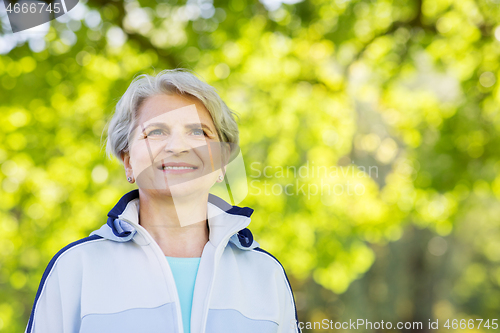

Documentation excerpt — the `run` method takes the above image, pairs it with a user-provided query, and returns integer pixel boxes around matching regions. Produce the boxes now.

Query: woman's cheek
[205,141,224,173]
[130,142,155,177]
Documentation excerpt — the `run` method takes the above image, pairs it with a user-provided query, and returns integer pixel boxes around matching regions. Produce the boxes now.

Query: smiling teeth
[162,166,195,170]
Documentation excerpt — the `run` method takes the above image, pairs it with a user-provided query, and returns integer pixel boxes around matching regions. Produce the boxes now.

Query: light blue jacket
[26,190,301,333]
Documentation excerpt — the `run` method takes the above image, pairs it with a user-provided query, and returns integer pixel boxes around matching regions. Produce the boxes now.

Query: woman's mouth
[159,164,198,174]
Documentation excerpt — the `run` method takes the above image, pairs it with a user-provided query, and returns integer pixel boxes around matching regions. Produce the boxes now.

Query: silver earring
[218,175,223,181]
[127,177,132,182]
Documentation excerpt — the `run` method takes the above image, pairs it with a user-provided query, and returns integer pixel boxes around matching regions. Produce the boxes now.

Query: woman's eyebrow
[185,123,214,133]
[141,122,215,133]
[142,122,168,131]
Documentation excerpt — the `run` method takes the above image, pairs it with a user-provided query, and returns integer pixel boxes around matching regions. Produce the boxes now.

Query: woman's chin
[136,172,218,199]
[137,183,209,199]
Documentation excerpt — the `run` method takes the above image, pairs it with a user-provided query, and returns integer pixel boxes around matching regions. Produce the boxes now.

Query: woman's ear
[121,151,134,178]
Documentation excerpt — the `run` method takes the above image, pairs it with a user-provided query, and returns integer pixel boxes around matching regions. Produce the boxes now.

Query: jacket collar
[91,189,259,250]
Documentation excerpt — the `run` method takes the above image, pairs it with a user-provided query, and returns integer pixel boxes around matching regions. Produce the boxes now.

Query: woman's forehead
[137,94,215,128]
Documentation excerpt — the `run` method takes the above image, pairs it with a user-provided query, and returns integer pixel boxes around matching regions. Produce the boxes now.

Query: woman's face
[122,93,228,199]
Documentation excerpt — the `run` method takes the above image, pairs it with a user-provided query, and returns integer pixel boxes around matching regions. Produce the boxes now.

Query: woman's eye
[144,129,166,139]
[192,129,206,136]
[147,129,165,137]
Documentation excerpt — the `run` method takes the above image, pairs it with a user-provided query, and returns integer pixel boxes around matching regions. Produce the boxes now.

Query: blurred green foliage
[1,0,500,331]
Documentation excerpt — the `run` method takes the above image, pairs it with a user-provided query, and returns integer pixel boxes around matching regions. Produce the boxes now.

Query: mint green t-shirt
[165,256,201,333]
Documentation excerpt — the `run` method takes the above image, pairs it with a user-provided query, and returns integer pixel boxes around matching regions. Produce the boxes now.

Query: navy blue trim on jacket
[237,228,254,247]
[207,193,254,217]
[26,234,103,333]
[107,189,140,220]
[106,189,254,221]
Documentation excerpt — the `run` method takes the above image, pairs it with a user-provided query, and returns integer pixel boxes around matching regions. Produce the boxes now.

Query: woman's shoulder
[227,228,288,270]
[49,234,106,260]
[245,246,290,274]
[39,234,107,272]
[226,244,290,282]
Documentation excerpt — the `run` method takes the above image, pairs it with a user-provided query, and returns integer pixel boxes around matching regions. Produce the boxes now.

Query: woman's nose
[163,131,190,154]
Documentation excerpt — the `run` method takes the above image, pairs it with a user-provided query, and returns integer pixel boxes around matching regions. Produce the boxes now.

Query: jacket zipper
[120,220,186,333]
[195,223,247,333]
[120,217,249,333]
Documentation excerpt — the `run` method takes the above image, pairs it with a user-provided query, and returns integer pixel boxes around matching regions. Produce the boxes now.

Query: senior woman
[26,69,301,333]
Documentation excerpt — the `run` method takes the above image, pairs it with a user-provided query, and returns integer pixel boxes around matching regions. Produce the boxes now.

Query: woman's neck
[137,189,209,258]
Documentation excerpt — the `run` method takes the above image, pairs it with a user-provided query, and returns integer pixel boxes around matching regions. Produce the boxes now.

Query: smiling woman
[123,94,228,212]
[25,68,301,333]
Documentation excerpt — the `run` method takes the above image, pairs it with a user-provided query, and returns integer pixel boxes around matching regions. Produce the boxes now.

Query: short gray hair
[104,68,240,163]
